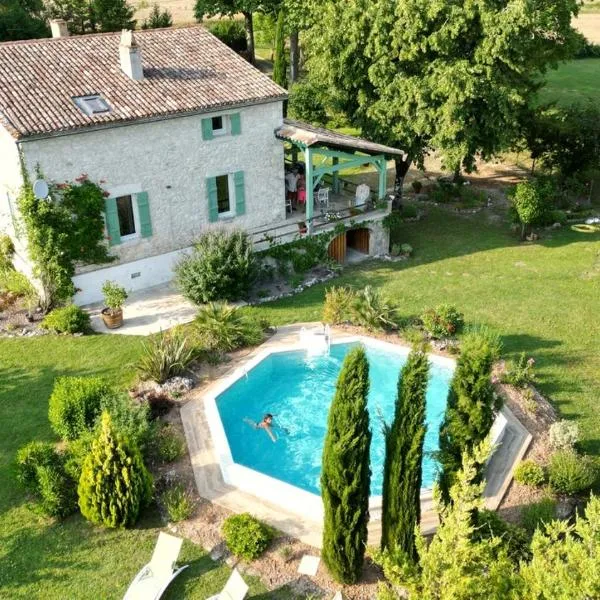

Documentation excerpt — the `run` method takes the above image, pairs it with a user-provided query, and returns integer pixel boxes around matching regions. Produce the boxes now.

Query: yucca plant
[351,285,398,331]
[137,328,197,384]
[194,303,263,353]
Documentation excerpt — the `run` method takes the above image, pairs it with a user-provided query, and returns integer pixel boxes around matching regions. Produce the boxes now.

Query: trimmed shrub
[194,303,263,353]
[152,424,186,463]
[323,286,355,325]
[42,304,90,334]
[137,328,197,384]
[78,412,152,528]
[321,346,371,583]
[208,19,247,52]
[175,230,257,304]
[548,420,580,451]
[521,497,557,534]
[351,285,397,331]
[222,513,274,560]
[421,304,464,339]
[100,392,154,456]
[381,348,429,559]
[16,441,61,492]
[548,450,597,495]
[48,376,110,440]
[514,460,546,487]
[402,204,418,219]
[64,431,95,481]
[162,482,195,522]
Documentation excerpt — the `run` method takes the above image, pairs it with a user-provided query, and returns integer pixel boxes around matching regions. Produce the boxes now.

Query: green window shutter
[234,171,246,216]
[230,113,241,136]
[207,177,218,222]
[201,117,214,141]
[136,192,153,238]
[104,197,121,246]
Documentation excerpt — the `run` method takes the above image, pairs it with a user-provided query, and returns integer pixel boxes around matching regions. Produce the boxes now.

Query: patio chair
[355,183,370,207]
[207,568,249,600]
[123,532,188,600]
[333,592,344,600]
[317,187,330,210]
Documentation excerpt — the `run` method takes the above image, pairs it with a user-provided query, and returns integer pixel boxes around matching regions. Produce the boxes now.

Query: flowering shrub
[502,352,536,388]
[421,304,464,338]
[548,420,580,451]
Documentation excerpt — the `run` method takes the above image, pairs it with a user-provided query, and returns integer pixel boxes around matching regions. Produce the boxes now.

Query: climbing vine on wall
[18,169,114,310]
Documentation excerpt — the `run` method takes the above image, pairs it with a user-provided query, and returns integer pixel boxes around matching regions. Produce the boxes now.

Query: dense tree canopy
[303,0,579,200]
[0,0,49,41]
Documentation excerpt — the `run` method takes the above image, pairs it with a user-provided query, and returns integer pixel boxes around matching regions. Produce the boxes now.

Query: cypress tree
[381,348,429,560]
[78,412,152,528]
[321,345,372,584]
[438,332,502,506]
[272,10,288,90]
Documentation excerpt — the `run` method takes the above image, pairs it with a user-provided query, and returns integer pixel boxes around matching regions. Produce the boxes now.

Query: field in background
[540,58,600,105]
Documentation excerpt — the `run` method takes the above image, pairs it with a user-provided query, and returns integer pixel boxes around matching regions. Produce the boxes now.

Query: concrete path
[181,323,532,548]
[86,282,197,336]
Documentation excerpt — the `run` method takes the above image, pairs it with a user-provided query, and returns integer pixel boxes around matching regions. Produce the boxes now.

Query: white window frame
[211,114,228,137]
[105,184,143,244]
[216,173,235,220]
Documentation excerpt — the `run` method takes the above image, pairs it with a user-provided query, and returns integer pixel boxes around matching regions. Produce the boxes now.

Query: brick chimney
[50,19,69,38]
[119,30,143,81]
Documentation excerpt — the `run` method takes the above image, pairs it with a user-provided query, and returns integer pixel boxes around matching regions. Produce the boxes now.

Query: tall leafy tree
[377,442,517,600]
[321,345,371,584]
[78,412,152,528]
[437,331,502,506]
[304,0,579,206]
[89,0,135,32]
[45,0,92,34]
[0,0,49,41]
[381,348,429,560]
[272,9,287,89]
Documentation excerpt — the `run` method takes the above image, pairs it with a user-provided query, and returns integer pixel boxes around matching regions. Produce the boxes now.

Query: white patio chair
[285,194,293,215]
[123,532,188,600]
[207,568,249,600]
[317,187,330,210]
[355,183,370,207]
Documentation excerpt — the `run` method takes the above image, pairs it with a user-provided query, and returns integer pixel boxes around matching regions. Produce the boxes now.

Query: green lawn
[2,208,600,597]
[0,336,292,599]
[539,58,600,105]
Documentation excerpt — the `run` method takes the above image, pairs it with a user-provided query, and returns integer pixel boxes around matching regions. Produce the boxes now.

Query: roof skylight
[73,95,111,117]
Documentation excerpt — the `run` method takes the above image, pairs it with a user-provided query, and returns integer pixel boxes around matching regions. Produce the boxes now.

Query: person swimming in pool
[244,413,277,442]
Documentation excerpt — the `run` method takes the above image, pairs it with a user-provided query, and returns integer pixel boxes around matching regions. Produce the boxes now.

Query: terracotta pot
[101,307,123,329]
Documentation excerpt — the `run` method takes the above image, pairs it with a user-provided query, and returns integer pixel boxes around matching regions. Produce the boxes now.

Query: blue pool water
[216,342,453,496]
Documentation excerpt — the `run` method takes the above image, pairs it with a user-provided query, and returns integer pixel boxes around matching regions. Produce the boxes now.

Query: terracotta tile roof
[276,118,406,158]
[0,26,287,139]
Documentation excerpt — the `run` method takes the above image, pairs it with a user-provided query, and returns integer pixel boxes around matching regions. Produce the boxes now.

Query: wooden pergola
[275,119,406,233]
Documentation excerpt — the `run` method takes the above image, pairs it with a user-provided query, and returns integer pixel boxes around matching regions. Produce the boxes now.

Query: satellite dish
[33,179,49,200]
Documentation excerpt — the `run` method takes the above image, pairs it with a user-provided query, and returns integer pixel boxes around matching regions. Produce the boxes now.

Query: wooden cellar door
[328,232,347,263]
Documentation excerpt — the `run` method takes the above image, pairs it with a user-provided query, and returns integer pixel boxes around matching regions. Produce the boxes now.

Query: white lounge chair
[123,532,188,600]
[207,568,249,600]
[355,183,370,206]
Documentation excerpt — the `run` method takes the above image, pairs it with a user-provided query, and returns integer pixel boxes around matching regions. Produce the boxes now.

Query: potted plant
[101,281,128,329]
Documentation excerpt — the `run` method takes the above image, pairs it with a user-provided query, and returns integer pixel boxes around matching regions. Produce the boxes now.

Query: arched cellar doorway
[327,228,371,263]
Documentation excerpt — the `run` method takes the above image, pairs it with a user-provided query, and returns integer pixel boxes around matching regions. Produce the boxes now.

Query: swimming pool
[213,339,454,498]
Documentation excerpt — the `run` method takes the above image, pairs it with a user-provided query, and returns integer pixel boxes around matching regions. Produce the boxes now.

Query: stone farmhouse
[0,24,402,305]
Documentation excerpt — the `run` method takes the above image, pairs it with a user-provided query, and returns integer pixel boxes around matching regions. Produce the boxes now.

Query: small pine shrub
[162,482,195,522]
[351,285,397,331]
[175,230,258,304]
[78,413,152,528]
[194,303,263,352]
[64,431,95,481]
[42,304,90,334]
[548,450,597,495]
[514,460,546,487]
[323,286,355,325]
[421,304,464,338]
[137,328,197,384]
[16,441,61,492]
[521,497,557,533]
[153,424,186,463]
[48,376,110,440]
[222,513,274,560]
[35,464,76,518]
[502,352,536,388]
[548,420,580,451]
